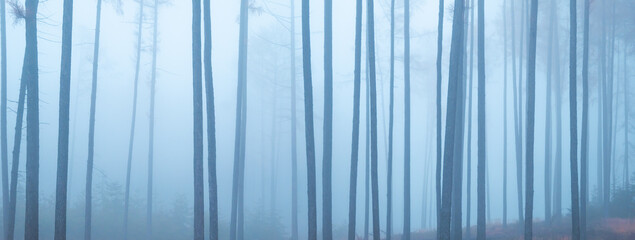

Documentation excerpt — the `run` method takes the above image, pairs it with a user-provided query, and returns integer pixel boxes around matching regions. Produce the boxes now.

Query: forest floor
[395,218,635,240]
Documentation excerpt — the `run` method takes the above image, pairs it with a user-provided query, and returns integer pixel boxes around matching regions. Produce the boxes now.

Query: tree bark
[55,0,73,239]
[581,0,590,238]
[366,1,380,238]
[476,0,485,238]
[568,0,581,238]
[403,0,411,238]
[322,0,333,238]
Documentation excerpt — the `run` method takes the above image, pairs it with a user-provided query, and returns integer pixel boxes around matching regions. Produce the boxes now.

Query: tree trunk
[403,0,411,238]
[366,0,380,238]
[387,0,395,238]
[322,0,333,238]
[124,1,144,239]
[524,0,538,238]
[147,1,159,238]
[364,39,370,240]
[289,1,298,239]
[623,45,628,189]
[476,0,485,238]
[466,0,475,237]
[301,0,317,238]
[203,0,218,236]
[553,6,563,220]
[192,0,204,239]
[54,0,73,239]
[435,0,445,234]
[85,0,102,238]
[581,0,590,238]
[439,0,466,238]
[347,0,362,238]
[6,56,27,240]
[568,0,581,238]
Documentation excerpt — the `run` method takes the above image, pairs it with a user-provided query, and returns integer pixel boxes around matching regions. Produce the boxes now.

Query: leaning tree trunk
[524,0,538,238]
[203,0,218,238]
[347,0,362,238]
[387,0,394,238]
[124,1,143,239]
[322,0,333,239]
[7,56,27,240]
[85,0,102,239]
[476,0,486,238]
[54,0,73,239]
[568,0,581,238]
[146,0,159,238]
[301,0,317,238]
[439,0,466,239]
[192,0,204,239]
[403,0,411,238]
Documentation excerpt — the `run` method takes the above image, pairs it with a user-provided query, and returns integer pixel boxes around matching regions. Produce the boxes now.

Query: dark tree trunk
[124,1,144,239]
[568,0,581,238]
[524,0,538,238]
[301,0,317,238]
[439,0,466,239]
[147,1,159,238]
[85,0,101,239]
[466,0,475,237]
[347,0,362,238]
[580,0,590,237]
[203,0,217,236]
[7,56,27,240]
[192,0,204,239]
[289,0,298,239]
[366,0,380,238]
[55,0,73,239]
[476,0,485,238]
[435,0,445,234]
[323,0,333,238]
[553,7,563,220]
[623,45,628,189]
[403,0,411,238]
[387,0,394,238]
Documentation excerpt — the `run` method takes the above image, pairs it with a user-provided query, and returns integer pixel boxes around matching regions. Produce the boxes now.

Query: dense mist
[0,0,634,239]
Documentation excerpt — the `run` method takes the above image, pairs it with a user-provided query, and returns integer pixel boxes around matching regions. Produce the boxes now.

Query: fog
[1,0,634,239]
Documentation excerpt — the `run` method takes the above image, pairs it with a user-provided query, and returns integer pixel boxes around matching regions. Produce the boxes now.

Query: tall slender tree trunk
[524,0,538,238]
[192,0,204,239]
[387,0,395,238]
[439,0,466,239]
[146,1,159,238]
[366,0,380,238]
[301,0,317,238]
[203,0,217,238]
[435,0,445,234]
[7,56,27,240]
[124,1,144,239]
[623,45,628,189]
[322,0,333,238]
[364,40,370,240]
[347,0,362,238]
[476,0,485,238]
[502,0,508,228]
[543,0,555,226]
[85,1,102,238]
[403,0,411,238]
[55,0,73,239]
[568,0,581,238]
[510,0,524,226]
[0,0,7,234]
[601,0,612,216]
[581,0,590,238]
